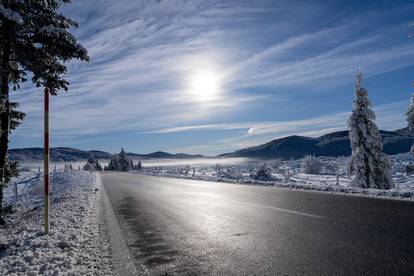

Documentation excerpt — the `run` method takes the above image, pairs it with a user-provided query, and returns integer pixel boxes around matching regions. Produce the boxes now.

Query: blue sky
[9,0,414,155]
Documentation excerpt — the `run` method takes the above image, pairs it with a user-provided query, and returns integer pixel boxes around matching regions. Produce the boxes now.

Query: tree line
[83,148,143,172]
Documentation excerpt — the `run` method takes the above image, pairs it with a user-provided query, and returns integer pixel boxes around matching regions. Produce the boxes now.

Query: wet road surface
[101,172,414,275]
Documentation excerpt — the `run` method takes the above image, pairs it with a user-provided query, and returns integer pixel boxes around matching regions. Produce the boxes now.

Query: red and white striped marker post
[44,87,50,234]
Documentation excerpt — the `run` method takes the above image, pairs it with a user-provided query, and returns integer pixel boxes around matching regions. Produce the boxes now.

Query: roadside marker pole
[44,87,50,234]
[14,181,17,203]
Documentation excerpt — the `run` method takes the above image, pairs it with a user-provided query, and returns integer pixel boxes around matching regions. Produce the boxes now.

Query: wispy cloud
[9,0,414,153]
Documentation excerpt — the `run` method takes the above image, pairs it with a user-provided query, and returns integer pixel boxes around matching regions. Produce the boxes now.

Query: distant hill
[124,151,203,159]
[8,147,204,162]
[219,128,414,159]
[8,147,112,162]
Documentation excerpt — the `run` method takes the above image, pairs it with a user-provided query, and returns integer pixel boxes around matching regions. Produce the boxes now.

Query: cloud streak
[9,0,414,154]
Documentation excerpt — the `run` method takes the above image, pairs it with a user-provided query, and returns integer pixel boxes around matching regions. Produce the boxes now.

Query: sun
[188,70,222,102]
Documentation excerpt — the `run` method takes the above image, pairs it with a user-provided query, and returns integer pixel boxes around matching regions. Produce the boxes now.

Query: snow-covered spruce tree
[107,154,119,171]
[83,155,102,171]
[107,149,133,171]
[87,155,96,165]
[95,160,102,171]
[135,160,142,170]
[0,1,89,220]
[118,148,133,171]
[406,93,414,153]
[347,72,393,189]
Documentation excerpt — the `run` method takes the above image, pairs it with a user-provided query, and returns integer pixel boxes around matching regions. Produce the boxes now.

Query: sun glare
[188,70,222,102]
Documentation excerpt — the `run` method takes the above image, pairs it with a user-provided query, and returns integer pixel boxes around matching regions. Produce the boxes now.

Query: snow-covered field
[0,168,114,275]
[134,154,414,200]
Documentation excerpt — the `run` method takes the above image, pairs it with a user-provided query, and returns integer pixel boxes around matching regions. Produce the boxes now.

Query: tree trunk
[0,188,4,225]
[0,20,11,217]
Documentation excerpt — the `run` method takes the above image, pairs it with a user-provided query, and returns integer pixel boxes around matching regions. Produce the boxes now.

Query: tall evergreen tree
[406,93,414,153]
[95,160,103,171]
[118,148,133,171]
[0,1,89,220]
[107,154,119,171]
[347,72,393,189]
[107,149,133,171]
[0,101,24,217]
[87,154,96,165]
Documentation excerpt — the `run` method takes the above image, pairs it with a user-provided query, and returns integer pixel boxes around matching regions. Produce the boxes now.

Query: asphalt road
[101,172,414,276]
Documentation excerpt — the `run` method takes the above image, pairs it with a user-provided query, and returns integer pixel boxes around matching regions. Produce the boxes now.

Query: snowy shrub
[254,165,273,181]
[185,165,191,175]
[270,160,280,170]
[301,155,323,174]
[215,164,221,174]
[218,168,242,180]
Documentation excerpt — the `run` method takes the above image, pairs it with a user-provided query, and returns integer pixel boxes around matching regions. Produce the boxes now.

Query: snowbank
[0,169,114,275]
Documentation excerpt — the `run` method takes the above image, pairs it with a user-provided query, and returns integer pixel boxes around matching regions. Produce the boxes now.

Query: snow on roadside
[0,169,114,275]
[134,154,414,200]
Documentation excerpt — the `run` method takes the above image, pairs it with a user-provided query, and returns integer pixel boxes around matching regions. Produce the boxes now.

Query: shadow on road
[118,196,180,268]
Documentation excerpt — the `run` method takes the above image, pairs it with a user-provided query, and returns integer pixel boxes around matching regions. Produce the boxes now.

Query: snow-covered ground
[134,154,414,200]
[0,168,114,275]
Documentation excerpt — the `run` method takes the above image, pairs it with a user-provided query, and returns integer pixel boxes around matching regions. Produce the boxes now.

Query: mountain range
[8,147,203,162]
[9,128,414,161]
[220,128,414,159]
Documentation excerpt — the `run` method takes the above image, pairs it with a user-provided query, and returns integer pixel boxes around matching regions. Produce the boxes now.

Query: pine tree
[107,149,133,171]
[95,160,103,171]
[107,154,119,171]
[118,148,128,171]
[347,72,394,189]
[0,101,24,222]
[406,93,414,153]
[118,148,133,171]
[0,1,89,220]
[87,155,96,165]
